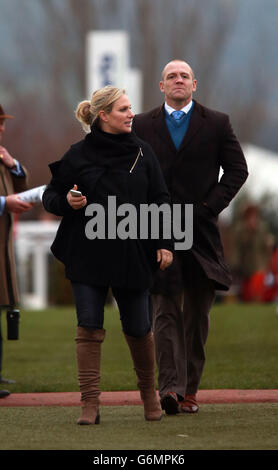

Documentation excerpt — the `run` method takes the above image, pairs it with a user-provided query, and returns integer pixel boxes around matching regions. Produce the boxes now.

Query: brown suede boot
[75,327,105,425]
[125,331,162,421]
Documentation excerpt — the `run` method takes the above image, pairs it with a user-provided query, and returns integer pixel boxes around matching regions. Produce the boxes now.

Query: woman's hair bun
[75,100,93,131]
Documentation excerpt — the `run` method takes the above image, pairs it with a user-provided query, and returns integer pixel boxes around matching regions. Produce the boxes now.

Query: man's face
[159,61,197,107]
[0,119,5,143]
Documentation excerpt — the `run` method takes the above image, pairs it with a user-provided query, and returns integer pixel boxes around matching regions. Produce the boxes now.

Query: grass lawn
[1,404,278,450]
[1,301,278,393]
[1,302,278,451]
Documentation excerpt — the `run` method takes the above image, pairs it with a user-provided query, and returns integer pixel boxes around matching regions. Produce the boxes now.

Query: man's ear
[159,81,165,94]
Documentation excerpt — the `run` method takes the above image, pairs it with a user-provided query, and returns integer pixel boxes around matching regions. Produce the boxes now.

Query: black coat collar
[82,126,141,170]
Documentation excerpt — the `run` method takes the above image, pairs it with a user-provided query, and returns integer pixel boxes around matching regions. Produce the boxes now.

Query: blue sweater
[165,102,194,150]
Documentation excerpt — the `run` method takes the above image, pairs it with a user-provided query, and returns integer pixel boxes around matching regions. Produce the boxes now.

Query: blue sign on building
[99,54,116,86]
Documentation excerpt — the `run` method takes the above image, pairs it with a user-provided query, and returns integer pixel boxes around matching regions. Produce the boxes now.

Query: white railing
[15,221,59,309]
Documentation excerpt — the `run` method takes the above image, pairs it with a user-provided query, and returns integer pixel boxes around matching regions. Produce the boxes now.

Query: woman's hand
[157,249,173,270]
[67,184,87,210]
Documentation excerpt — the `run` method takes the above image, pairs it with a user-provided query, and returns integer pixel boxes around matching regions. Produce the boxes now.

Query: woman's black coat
[42,127,173,290]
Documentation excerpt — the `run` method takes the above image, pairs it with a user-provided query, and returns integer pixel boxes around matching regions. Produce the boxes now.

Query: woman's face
[100,94,134,134]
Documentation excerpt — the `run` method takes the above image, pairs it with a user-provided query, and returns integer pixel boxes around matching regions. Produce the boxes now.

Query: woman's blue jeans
[71,283,151,338]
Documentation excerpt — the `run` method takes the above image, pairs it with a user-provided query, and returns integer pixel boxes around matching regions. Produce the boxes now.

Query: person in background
[231,203,275,302]
[132,60,248,415]
[0,104,32,398]
[42,86,173,425]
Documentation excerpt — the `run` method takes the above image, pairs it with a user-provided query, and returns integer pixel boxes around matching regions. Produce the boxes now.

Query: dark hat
[0,105,14,119]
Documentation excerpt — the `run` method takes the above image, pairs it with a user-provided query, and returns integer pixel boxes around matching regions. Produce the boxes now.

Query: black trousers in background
[0,306,15,377]
[0,310,2,374]
[71,283,151,338]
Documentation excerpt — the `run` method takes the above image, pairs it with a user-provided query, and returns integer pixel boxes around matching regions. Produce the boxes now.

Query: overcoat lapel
[151,105,177,154]
[178,101,205,153]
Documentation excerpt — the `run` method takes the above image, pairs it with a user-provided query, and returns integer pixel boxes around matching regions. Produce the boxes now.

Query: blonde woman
[43,86,173,425]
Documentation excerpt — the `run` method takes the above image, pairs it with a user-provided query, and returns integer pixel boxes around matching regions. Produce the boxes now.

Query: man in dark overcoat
[132,60,248,414]
[0,105,32,398]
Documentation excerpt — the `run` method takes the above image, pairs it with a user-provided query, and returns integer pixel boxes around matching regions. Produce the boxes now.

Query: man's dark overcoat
[0,163,28,306]
[133,100,248,292]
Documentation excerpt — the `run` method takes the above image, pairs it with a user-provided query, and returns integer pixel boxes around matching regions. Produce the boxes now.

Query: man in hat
[0,104,32,398]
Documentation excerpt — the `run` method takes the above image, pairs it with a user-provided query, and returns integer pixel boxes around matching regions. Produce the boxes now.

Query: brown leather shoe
[160,392,180,415]
[180,394,199,413]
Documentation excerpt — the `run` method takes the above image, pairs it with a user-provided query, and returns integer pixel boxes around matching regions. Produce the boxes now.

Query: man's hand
[0,146,16,169]
[5,194,34,214]
[67,184,87,210]
[157,249,173,271]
